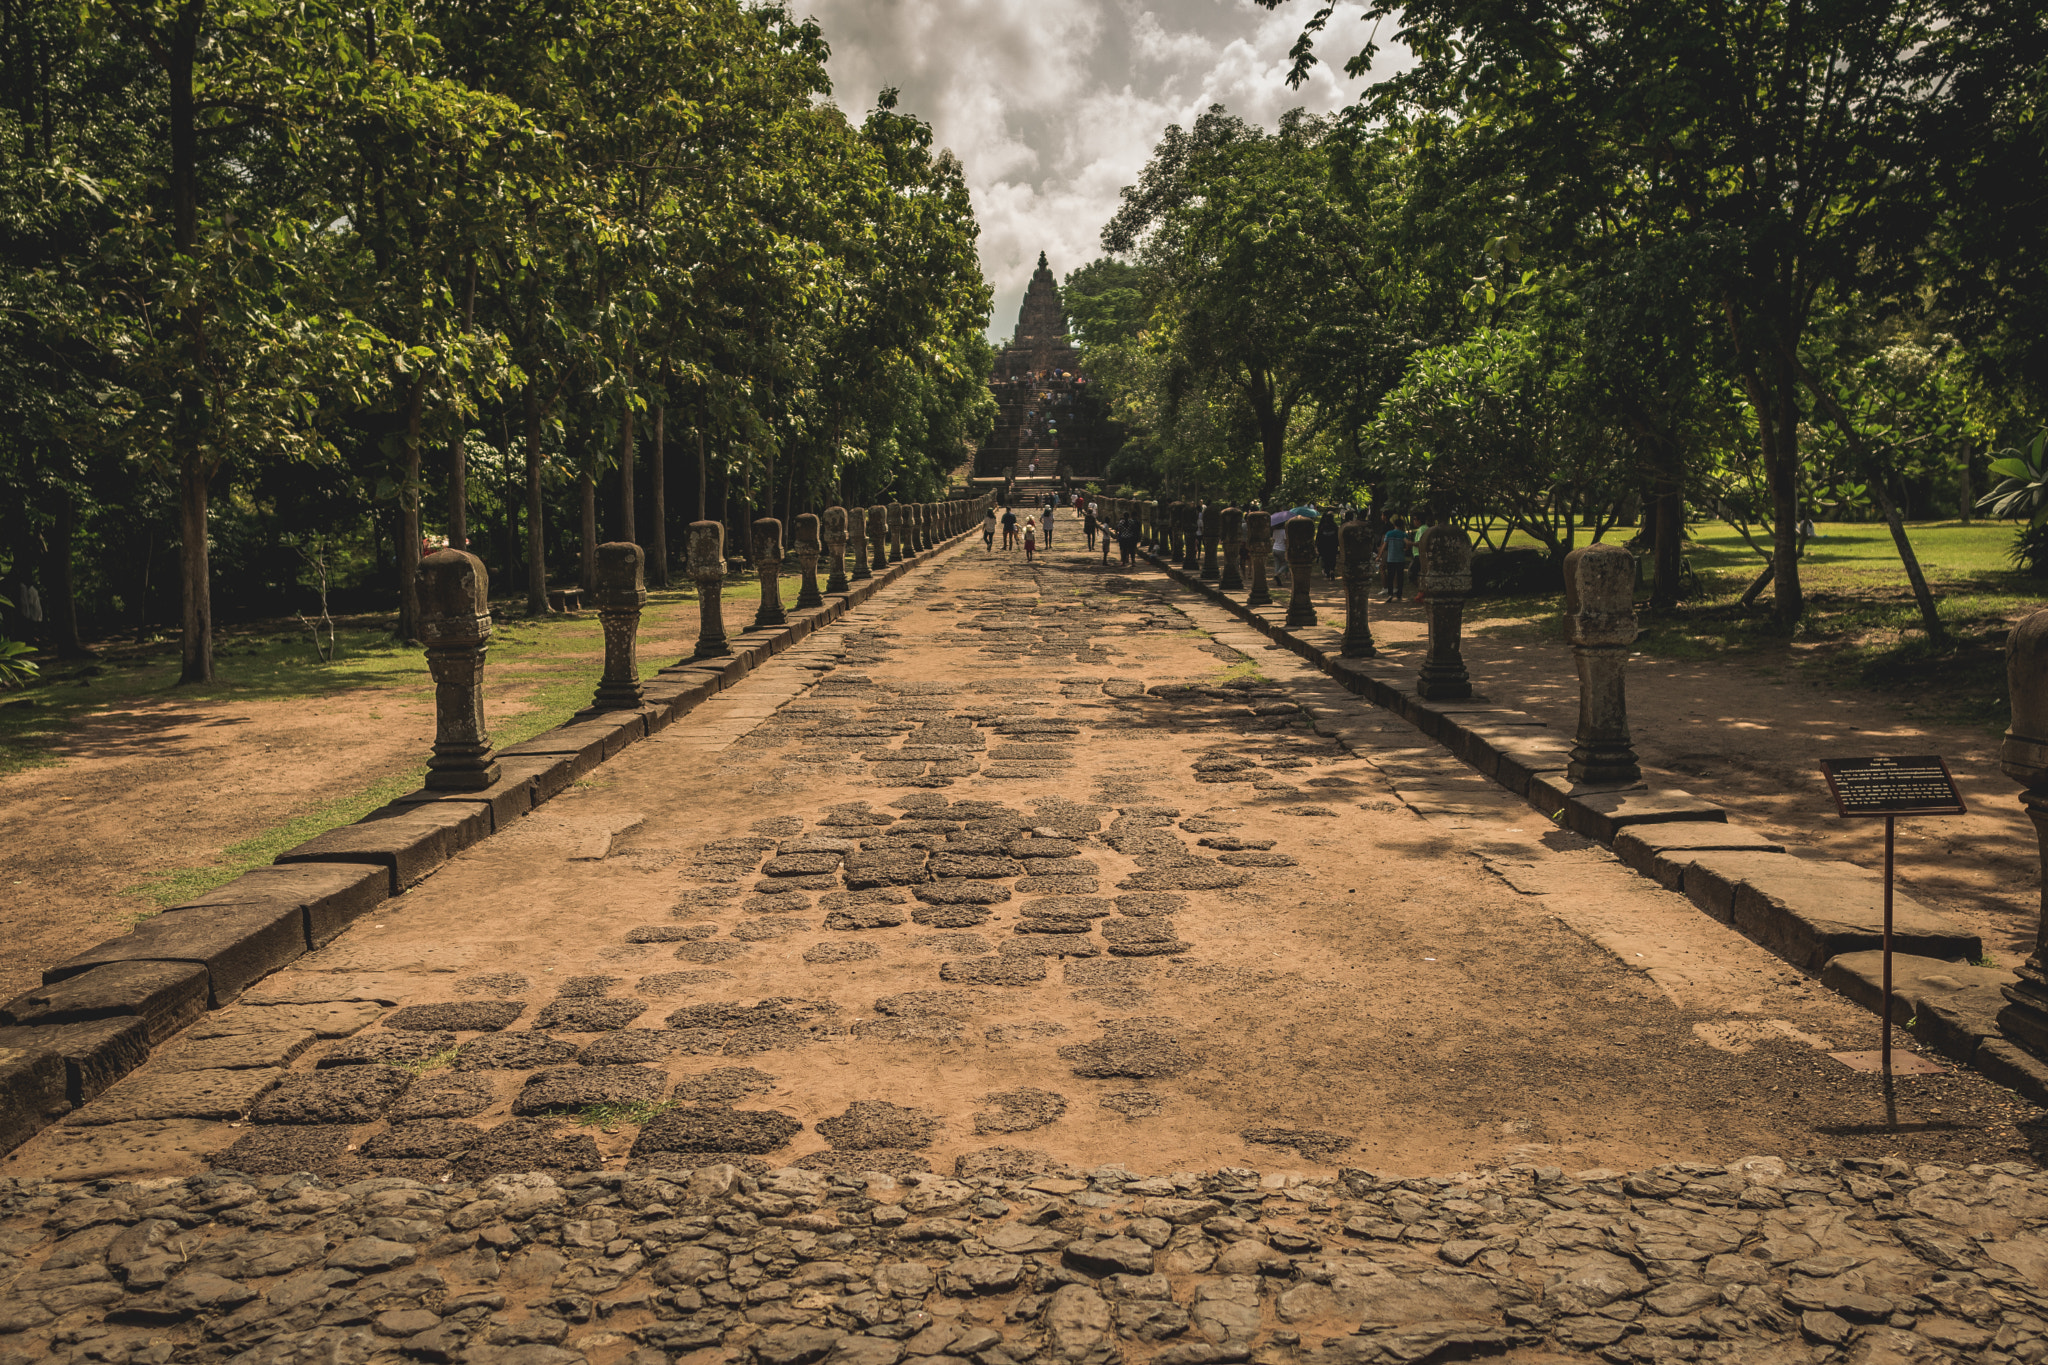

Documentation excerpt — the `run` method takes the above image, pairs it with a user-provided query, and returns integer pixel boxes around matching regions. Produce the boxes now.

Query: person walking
[1407,516,1429,596]
[983,507,998,552]
[1083,502,1098,550]
[1316,510,1339,581]
[1270,514,1290,586]
[1118,512,1138,568]
[1043,503,1056,546]
[1001,505,1019,550]
[1023,517,1038,563]
[1380,516,1408,601]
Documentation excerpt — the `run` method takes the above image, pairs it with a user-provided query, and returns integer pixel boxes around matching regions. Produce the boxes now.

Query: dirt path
[0,596,709,1005]
[1267,563,2039,967]
[16,535,2037,1193]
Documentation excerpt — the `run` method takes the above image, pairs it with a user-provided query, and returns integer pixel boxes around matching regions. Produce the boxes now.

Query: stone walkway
[2,536,2045,1364]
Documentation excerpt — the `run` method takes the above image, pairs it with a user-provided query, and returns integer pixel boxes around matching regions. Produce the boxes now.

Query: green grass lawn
[1468,519,2043,735]
[1,586,708,908]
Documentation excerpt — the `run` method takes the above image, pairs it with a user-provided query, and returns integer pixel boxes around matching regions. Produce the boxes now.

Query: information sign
[1821,755,1967,818]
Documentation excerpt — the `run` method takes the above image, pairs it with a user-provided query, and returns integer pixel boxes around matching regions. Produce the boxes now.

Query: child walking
[1023,517,1038,563]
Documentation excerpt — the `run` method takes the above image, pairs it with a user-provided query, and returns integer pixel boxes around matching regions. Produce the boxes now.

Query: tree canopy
[0,0,993,679]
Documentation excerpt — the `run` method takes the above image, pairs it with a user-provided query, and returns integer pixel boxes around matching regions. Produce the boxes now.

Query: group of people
[981,490,1141,566]
[977,493,1439,595]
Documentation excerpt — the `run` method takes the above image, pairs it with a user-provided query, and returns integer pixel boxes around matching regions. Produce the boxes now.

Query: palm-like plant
[1979,431,2048,525]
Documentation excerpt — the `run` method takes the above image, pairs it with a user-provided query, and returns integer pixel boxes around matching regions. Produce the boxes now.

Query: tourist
[983,507,997,552]
[1001,505,1019,550]
[1380,516,1408,601]
[1083,502,1098,550]
[1118,513,1138,567]
[1043,504,1055,546]
[1316,510,1339,581]
[1024,517,1037,562]
[1270,515,1290,586]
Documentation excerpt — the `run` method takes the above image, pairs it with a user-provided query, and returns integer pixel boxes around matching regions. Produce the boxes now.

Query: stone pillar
[823,506,850,593]
[793,512,823,609]
[921,503,935,550]
[1181,504,1201,573]
[417,549,500,790]
[1339,519,1375,658]
[687,521,730,658]
[1199,503,1220,581]
[592,542,646,710]
[2000,614,2048,1057]
[1417,525,1474,696]
[1245,508,1273,608]
[1283,516,1317,627]
[1218,507,1244,591]
[847,506,870,582]
[867,505,888,576]
[751,517,786,629]
[1565,542,1640,784]
[888,503,906,563]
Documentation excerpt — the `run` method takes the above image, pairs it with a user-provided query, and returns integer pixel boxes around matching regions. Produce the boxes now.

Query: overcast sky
[800,0,1400,341]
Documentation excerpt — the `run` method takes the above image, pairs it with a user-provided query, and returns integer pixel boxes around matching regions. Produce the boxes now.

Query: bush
[2009,523,2048,577]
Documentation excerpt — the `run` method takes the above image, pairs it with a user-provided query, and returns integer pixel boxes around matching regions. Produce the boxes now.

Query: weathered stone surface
[0,1015,149,1108]
[157,1029,316,1071]
[188,1000,385,1039]
[532,998,648,1031]
[629,1105,803,1157]
[512,1065,666,1114]
[452,1031,581,1070]
[940,956,1048,986]
[249,1066,412,1124]
[209,1124,355,1175]
[3,960,210,1044]
[71,1067,282,1124]
[386,1071,496,1119]
[317,1030,456,1068]
[386,1001,526,1032]
[913,879,1011,906]
[817,1100,942,1149]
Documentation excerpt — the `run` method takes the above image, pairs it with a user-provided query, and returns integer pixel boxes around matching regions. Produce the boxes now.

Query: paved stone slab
[165,861,388,949]
[1674,849,1982,970]
[248,1067,411,1124]
[186,1000,384,1040]
[0,961,208,1044]
[1821,951,2017,1066]
[45,900,309,1007]
[155,1030,316,1072]
[273,800,492,894]
[1614,820,1788,888]
[71,1067,282,1124]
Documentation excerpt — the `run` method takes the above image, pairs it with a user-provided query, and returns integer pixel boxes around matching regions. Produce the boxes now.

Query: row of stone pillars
[1088,494,1646,790]
[413,495,993,791]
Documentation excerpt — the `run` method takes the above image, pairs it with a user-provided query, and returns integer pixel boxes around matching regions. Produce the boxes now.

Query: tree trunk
[171,0,209,683]
[1649,464,1685,610]
[1764,358,1804,626]
[618,401,636,544]
[1960,450,1973,525]
[47,487,88,658]
[1873,474,1946,643]
[397,383,424,642]
[448,255,477,549]
[697,426,707,522]
[448,425,467,550]
[579,459,597,594]
[177,449,212,682]
[650,404,668,586]
[524,385,548,613]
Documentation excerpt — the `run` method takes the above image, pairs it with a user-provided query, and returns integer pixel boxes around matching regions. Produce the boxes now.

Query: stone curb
[0,515,984,1156]
[1132,546,2041,1101]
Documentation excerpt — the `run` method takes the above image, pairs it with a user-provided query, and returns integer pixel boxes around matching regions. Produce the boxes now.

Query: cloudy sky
[800,0,1402,340]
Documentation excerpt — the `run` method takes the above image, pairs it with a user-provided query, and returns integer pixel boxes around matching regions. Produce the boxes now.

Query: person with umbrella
[1315,508,1340,580]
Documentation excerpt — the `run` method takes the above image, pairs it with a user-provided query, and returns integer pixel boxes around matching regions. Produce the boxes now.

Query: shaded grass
[102,589,705,910]
[1467,521,2038,736]
[572,1099,677,1127]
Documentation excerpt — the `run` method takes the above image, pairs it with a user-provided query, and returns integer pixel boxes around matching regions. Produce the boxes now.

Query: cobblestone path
[3,537,2045,1365]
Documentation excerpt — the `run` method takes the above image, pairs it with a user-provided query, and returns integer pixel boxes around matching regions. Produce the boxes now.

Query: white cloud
[800,0,1407,339]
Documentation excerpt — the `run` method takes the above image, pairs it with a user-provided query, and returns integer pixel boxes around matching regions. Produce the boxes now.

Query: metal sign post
[1821,756,1967,1128]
